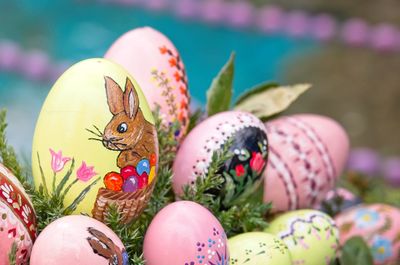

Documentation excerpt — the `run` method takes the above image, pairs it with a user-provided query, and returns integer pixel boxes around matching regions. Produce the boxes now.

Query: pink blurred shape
[257,6,284,33]
[225,1,254,28]
[341,18,369,46]
[370,24,399,52]
[0,40,21,71]
[311,14,337,41]
[200,0,225,24]
[285,10,310,38]
[20,50,50,81]
[174,0,199,18]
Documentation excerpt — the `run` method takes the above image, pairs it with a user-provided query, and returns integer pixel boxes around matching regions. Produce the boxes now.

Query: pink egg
[143,201,229,265]
[335,204,400,265]
[0,163,37,265]
[172,111,268,207]
[105,27,190,141]
[263,114,349,212]
[30,215,129,265]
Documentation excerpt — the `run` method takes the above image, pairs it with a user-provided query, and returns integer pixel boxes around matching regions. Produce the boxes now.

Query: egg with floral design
[32,58,159,224]
[172,111,268,207]
[228,232,292,265]
[30,215,129,265]
[264,209,339,265]
[105,27,190,141]
[0,163,37,265]
[263,114,349,213]
[335,204,400,265]
[144,201,229,265]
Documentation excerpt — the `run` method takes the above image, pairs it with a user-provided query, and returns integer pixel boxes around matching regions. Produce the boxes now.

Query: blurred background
[0,0,399,184]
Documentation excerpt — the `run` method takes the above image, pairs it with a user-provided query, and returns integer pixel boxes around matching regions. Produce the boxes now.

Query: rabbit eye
[117,123,128,133]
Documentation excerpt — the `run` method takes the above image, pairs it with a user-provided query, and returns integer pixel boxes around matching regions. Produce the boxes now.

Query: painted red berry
[138,172,149,189]
[104,172,124,191]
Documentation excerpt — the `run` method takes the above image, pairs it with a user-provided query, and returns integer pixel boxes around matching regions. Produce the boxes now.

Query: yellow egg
[32,58,159,224]
[264,209,339,265]
[228,232,292,265]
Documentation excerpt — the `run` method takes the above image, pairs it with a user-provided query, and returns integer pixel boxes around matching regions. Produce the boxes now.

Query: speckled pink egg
[335,204,400,265]
[30,215,129,265]
[263,114,349,212]
[0,163,37,265]
[143,201,229,265]
[105,27,190,140]
[172,111,268,207]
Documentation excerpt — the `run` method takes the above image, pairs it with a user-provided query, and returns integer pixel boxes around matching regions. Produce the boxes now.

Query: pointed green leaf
[63,177,101,214]
[206,52,235,116]
[234,83,311,121]
[55,158,75,196]
[340,236,374,265]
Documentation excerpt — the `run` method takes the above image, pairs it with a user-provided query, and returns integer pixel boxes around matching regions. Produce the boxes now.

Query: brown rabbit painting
[87,227,129,265]
[90,76,159,223]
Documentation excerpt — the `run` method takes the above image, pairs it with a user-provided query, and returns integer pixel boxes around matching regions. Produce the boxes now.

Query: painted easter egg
[0,163,37,265]
[265,209,339,265]
[319,188,362,215]
[228,232,292,265]
[263,114,349,213]
[143,201,229,265]
[30,215,129,265]
[32,58,159,224]
[335,204,400,265]
[105,27,190,141]
[172,111,268,207]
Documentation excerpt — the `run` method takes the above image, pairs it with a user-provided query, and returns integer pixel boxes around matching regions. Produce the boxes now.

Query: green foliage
[235,83,311,121]
[206,52,235,116]
[337,237,374,265]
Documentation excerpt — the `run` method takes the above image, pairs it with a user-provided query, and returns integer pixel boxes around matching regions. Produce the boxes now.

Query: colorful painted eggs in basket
[0,163,37,265]
[172,111,268,207]
[228,232,292,265]
[143,201,229,265]
[32,58,159,224]
[264,209,339,265]
[30,215,128,265]
[335,204,400,265]
[105,27,190,141]
[263,114,349,212]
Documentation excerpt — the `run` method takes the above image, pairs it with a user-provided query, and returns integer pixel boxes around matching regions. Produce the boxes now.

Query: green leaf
[235,82,279,105]
[206,52,235,116]
[340,236,374,265]
[63,177,101,214]
[54,158,75,196]
[234,83,311,121]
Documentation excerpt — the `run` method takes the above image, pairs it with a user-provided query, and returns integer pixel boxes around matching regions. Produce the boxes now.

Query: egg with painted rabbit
[335,204,400,265]
[172,111,268,207]
[105,27,190,141]
[264,209,339,265]
[0,163,37,265]
[32,58,159,224]
[30,215,129,265]
[228,232,292,265]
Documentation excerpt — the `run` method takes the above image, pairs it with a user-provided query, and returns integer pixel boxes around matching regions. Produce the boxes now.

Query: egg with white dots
[172,111,268,207]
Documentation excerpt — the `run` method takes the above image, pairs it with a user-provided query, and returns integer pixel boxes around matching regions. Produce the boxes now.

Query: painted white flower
[1,183,14,204]
[22,204,32,224]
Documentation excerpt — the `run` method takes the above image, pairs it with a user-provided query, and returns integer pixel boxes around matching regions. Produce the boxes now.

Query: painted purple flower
[77,161,97,182]
[49,149,71,173]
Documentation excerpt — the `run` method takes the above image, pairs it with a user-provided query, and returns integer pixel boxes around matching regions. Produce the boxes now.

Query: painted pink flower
[49,149,71,173]
[250,152,266,174]
[76,161,97,182]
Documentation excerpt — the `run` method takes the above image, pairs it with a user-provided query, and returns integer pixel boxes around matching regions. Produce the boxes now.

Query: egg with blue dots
[105,27,191,142]
[30,215,129,265]
[172,111,269,207]
[143,201,229,265]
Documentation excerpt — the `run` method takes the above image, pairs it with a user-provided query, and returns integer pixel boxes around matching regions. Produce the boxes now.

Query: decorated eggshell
[228,232,292,265]
[319,188,362,215]
[143,201,229,265]
[105,27,190,141]
[263,114,349,212]
[32,58,159,224]
[172,111,268,207]
[30,215,128,265]
[265,209,339,265]
[335,204,400,265]
[0,163,37,265]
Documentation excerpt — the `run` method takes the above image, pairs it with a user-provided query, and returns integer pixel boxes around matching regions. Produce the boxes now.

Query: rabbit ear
[123,77,140,119]
[104,76,124,115]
